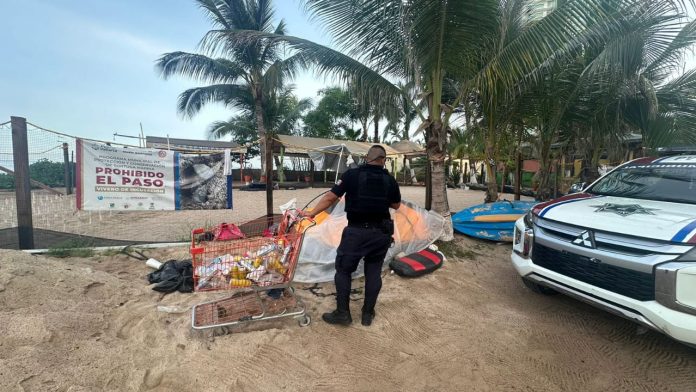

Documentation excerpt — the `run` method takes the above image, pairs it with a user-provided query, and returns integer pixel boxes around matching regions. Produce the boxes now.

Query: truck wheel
[522,278,557,295]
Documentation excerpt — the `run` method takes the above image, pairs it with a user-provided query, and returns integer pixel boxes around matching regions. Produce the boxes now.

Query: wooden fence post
[309,159,315,188]
[63,143,72,195]
[425,160,432,210]
[11,116,34,249]
[514,152,522,201]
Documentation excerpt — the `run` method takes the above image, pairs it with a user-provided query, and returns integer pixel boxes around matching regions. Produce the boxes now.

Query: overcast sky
[0,0,334,143]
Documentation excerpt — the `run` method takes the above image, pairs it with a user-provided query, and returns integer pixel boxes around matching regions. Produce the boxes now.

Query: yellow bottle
[229,278,252,288]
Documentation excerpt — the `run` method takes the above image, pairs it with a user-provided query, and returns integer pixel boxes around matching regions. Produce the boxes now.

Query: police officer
[305,145,401,326]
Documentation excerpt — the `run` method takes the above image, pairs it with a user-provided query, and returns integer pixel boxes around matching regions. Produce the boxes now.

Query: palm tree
[209,85,311,182]
[197,0,689,237]
[156,0,306,216]
[382,81,423,143]
[538,1,696,190]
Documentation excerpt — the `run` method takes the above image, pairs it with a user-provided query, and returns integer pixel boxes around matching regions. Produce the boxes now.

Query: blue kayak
[452,200,537,242]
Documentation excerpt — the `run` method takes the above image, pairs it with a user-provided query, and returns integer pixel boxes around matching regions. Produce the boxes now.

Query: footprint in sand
[83,282,106,300]
[140,368,164,390]
[116,315,140,340]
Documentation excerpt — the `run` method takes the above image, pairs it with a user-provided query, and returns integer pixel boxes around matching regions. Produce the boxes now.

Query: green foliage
[46,238,95,258]
[207,85,311,159]
[302,87,360,139]
[0,173,13,190]
[30,159,65,187]
[448,166,462,186]
[0,160,67,190]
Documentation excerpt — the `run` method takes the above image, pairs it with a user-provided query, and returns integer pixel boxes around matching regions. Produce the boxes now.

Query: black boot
[322,309,352,326]
[361,308,375,326]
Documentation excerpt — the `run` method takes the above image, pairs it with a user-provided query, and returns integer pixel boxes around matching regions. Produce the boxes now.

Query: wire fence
[0,118,308,251]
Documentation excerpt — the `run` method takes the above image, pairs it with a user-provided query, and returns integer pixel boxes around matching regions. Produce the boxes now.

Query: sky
[0,0,334,143]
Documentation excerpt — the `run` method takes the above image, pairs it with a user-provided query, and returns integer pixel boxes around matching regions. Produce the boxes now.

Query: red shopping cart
[189,210,315,330]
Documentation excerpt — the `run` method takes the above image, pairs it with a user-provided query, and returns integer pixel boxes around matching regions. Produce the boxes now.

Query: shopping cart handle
[191,228,207,247]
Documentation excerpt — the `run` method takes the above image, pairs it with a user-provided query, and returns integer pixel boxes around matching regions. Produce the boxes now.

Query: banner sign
[76,140,232,211]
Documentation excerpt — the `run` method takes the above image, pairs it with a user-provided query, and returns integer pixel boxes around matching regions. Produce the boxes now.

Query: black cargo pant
[334,223,392,313]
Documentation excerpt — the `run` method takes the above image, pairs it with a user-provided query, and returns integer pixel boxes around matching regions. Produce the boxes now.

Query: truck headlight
[655,248,696,315]
[523,211,534,228]
[514,212,535,258]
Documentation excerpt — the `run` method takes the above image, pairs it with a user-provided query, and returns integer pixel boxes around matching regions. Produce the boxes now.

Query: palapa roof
[274,135,400,157]
[389,140,426,157]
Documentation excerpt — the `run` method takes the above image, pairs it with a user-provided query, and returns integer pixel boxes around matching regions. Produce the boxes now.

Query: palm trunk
[360,118,369,141]
[484,136,498,203]
[373,113,380,143]
[535,137,553,201]
[255,97,273,217]
[587,145,603,183]
[426,120,453,241]
[274,155,284,183]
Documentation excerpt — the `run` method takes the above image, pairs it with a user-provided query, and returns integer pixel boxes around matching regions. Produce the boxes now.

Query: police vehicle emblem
[573,230,596,249]
[590,203,657,217]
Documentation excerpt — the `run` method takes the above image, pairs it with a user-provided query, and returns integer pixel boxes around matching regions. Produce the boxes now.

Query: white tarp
[307,144,359,182]
[294,199,446,283]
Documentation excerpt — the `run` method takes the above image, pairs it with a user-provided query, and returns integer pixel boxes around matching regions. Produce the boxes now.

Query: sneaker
[361,310,375,326]
[322,309,352,326]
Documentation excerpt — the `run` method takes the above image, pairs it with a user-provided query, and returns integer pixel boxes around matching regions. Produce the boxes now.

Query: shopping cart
[189,210,315,331]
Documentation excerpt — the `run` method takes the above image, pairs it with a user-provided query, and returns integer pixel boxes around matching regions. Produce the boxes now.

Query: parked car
[511,154,696,346]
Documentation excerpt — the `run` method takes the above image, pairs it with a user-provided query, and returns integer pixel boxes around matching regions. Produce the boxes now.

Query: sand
[2,243,696,390]
[0,187,520,244]
[1,188,696,391]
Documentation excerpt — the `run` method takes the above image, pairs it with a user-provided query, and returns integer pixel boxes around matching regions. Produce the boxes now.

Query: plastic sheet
[294,199,446,283]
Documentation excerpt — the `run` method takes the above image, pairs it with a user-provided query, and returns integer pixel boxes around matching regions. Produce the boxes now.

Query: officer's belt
[347,221,384,229]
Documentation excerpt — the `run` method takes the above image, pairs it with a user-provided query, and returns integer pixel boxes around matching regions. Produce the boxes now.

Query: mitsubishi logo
[573,230,596,249]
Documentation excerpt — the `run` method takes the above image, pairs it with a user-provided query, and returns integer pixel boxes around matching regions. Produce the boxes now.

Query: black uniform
[329,164,401,314]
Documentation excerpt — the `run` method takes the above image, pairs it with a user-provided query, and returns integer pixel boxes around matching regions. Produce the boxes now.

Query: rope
[27,122,140,148]
[0,121,10,127]
[26,121,246,155]
[35,144,64,155]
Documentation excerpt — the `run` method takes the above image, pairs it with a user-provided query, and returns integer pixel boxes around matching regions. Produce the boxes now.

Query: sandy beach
[0,187,520,244]
[1,188,695,391]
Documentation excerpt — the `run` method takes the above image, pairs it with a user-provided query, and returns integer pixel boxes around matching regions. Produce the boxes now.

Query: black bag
[389,248,445,277]
[147,260,194,293]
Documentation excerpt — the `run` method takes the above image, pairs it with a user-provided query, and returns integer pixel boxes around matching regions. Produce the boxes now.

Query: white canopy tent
[306,144,360,183]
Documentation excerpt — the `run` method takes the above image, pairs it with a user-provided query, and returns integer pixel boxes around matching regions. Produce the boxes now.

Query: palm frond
[156,52,246,83]
[200,29,403,106]
[177,84,251,118]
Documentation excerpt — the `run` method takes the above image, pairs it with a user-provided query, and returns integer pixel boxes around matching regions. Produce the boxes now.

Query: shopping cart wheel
[298,315,311,327]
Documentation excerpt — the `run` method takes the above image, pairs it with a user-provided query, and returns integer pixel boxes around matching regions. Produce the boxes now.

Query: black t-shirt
[330,164,401,223]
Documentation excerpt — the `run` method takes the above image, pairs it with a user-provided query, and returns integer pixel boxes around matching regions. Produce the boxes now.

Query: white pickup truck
[511,154,696,346]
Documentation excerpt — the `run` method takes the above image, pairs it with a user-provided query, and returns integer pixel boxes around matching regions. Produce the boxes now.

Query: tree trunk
[426,121,453,241]
[265,134,274,217]
[254,96,273,218]
[514,152,522,201]
[500,164,508,194]
[535,126,556,201]
[535,150,553,201]
[484,136,498,203]
[586,146,603,184]
[274,154,284,183]
[373,113,380,143]
[360,118,369,141]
